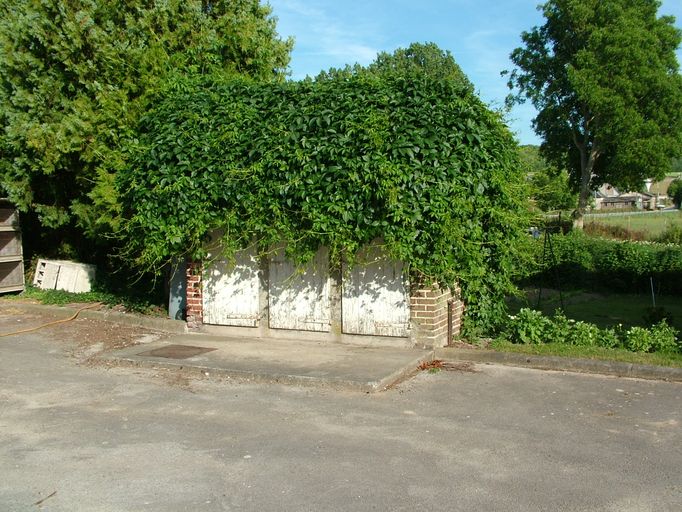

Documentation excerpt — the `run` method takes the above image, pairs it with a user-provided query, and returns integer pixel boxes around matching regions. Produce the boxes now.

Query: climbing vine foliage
[119,74,530,332]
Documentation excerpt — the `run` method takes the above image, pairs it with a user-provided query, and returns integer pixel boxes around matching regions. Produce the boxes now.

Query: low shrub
[599,328,622,349]
[566,321,602,347]
[625,322,679,354]
[522,231,682,295]
[625,327,655,353]
[544,310,572,342]
[507,308,552,344]
[504,308,680,354]
[655,225,682,244]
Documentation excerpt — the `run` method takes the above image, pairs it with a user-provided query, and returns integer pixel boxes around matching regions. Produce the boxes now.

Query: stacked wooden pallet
[0,200,24,294]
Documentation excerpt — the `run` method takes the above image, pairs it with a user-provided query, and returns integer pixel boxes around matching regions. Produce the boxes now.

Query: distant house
[648,176,676,203]
[598,195,637,210]
[593,184,620,210]
[593,183,660,211]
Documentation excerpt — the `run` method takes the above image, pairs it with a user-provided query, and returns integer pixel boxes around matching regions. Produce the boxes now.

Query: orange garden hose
[0,302,103,338]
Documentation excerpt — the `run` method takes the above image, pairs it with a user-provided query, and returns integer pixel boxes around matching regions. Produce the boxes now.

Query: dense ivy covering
[119,74,529,332]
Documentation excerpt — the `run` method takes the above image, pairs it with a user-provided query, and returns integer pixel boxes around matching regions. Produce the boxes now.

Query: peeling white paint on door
[342,245,410,337]
[202,247,260,327]
[268,247,331,332]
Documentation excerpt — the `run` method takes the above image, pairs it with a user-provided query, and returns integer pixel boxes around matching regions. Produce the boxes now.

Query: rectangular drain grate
[137,344,217,359]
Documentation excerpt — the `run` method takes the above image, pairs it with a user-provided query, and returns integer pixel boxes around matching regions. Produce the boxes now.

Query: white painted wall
[268,247,331,332]
[202,247,260,327]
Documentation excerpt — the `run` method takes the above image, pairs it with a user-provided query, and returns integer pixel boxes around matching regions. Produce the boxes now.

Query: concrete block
[33,259,96,293]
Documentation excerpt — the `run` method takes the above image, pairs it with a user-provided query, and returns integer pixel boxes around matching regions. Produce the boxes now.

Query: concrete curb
[14,301,679,385]
[3,301,187,334]
[97,350,434,393]
[374,351,435,391]
[435,348,682,382]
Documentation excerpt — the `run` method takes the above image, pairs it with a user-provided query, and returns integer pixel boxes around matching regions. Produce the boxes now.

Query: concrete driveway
[1,310,680,511]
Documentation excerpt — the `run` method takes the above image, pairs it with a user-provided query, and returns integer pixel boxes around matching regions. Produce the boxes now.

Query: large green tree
[519,145,576,212]
[0,0,291,255]
[506,0,682,227]
[670,179,682,208]
[672,157,682,174]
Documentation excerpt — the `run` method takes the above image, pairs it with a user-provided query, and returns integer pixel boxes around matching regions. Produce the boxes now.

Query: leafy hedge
[118,73,530,332]
[526,231,682,294]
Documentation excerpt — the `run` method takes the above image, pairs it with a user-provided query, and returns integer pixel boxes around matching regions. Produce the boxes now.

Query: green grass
[5,285,162,315]
[585,210,682,238]
[508,289,682,332]
[491,339,682,368]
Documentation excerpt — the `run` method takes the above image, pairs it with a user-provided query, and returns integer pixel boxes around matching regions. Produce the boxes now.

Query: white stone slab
[33,259,95,293]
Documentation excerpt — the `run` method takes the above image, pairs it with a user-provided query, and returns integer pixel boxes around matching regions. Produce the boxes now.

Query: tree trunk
[572,138,598,230]
[573,173,592,229]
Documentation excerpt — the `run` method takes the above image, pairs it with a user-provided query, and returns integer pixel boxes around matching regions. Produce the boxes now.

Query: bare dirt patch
[54,317,156,352]
[1,307,209,391]
[1,308,158,356]
[419,359,479,373]
[0,307,59,334]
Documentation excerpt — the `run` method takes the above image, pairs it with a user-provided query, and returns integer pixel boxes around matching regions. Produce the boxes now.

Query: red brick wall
[410,284,465,347]
[186,261,203,329]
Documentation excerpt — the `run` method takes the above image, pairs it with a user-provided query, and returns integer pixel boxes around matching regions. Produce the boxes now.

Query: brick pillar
[410,284,465,347]
[186,261,203,329]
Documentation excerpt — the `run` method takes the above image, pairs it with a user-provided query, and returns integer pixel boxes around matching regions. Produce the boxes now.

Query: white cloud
[269,0,381,77]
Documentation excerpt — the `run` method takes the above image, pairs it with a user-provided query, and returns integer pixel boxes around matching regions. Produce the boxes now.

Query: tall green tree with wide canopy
[506,0,682,227]
[0,0,292,256]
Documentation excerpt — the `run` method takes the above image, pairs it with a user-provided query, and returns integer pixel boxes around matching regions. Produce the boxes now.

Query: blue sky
[268,0,682,145]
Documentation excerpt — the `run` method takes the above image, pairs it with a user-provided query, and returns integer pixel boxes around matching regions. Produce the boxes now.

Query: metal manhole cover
[137,345,217,359]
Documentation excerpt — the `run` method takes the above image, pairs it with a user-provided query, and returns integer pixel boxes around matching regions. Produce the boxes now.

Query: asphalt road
[1,314,680,511]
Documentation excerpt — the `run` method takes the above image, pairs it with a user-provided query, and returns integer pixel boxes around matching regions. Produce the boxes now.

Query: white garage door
[342,245,410,337]
[268,247,331,332]
[202,247,260,327]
